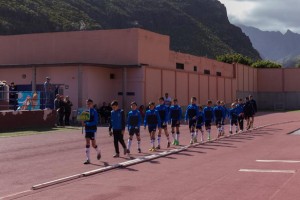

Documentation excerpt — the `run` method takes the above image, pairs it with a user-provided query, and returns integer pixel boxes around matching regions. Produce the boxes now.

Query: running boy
[109,100,127,158]
[185,97,199,144]
[196,106,205,142]
[156,97,171,149]
[203,100,214,141]
[169,98,182,146]
[126,101,142,154]
[83,99,101,164]
[144,102,161,151]
[229,103,239,134]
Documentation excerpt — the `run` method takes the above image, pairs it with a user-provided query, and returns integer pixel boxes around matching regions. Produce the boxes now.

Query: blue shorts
[148,126,157,133]
[129,128,140,136]
[85,132,95,140]
[189,119,196,129]
[171,120,180,127]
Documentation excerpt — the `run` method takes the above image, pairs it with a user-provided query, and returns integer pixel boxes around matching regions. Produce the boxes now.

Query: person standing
[244,97,255,130]
[196,106,205,142]
[169,98,182,146]
[236,98,245,132]
[44,77,52,109]
[144,102,161,151]
[9,82,18,110]
[82,99,101,164]
[156,97,171,149]
[64,96,73,126]
[203,100,214,141]
[126,101,142,154]
[249,95,257,128]
[109,100,127,158]
[185,97,199,144]
[213,100,226,138]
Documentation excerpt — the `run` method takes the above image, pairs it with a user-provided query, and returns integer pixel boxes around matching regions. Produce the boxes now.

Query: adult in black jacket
[64,96,73,126]
[244,97,255,130]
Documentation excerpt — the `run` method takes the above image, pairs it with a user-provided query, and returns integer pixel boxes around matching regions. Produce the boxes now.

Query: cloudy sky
[218,0,300,33]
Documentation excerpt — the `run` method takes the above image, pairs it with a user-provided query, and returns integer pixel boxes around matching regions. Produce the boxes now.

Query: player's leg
[113,130,120,157]
[164,126,171,148]
[127,130,133,154]
[84,137,91,164]
[91,137,101,160]
[136,131,141,153]
[157,126,162,149]
[175,125,180,145]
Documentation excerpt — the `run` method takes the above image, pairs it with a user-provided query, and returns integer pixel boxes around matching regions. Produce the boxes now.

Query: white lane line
[256,160,300,163]
[0,190,31,200]
[239,169,296,174]
[32,174,82,190]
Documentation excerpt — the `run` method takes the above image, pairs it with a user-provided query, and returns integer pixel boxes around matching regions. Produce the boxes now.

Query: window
[176,63,184,70]
[110,73,115,79]
[193,66,197,72]
[204,69,210,75]
[216,72,222,76]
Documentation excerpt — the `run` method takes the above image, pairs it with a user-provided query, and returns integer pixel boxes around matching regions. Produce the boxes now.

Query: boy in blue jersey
[83,99,101,164]
[144,102,161,151]
[229,103,239,134]
[109,100,127,158]
[156,97,171,149]
[169,98,182,145]
[214,100,226,138]
[220,101,228,136]
[185,97,199,144]
[196,106,204,142]
[126,101,142,154]
[203,100,214,141]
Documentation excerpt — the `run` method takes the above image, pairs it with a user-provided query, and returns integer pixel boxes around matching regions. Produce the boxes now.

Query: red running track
[1,111,300,200]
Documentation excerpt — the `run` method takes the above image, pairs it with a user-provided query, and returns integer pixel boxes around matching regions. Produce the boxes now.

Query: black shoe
[138,148,141,153]
[113,154,120,158]
[97,152,101,160]
[156,145,161,150]
[167,142,170,148]
[126,149,130,154]
[83,160,90,164]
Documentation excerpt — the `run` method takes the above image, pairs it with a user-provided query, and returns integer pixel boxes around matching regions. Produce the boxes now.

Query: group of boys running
[82,95,257,164]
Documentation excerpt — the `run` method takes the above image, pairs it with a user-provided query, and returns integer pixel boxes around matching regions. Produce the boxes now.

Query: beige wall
[0,29,140,66]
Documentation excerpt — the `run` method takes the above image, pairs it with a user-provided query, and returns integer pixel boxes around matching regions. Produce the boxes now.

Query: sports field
[1,111,300,200]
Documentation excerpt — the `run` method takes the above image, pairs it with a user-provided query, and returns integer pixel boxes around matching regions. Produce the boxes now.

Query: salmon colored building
[0,28,300,112]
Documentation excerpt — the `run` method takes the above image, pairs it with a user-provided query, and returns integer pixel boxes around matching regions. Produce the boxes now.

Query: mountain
[0,0,260,60]
[239,25,300,67]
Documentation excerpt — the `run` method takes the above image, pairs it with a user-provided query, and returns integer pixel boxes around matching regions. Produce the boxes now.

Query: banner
[17,91,40,110]
[76,108,90,121]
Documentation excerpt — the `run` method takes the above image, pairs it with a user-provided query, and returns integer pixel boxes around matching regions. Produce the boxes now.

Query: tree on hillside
[217,53,282,68]
[251,60,281,68]
[216,53,253,65]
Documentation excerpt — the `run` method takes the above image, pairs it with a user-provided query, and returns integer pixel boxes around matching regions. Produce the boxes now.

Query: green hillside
[0,0,260,60]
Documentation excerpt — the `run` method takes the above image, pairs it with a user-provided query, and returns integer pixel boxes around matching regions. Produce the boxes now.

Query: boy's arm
[109,111,112,132]
[138,111,142,127]
[144,112,147,127]
[156,111,161,128]
[179,107,182,121]
[184,107,189,121]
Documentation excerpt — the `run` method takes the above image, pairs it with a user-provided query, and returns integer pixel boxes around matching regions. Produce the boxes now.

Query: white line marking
[0,190,31,200]
[256,160,300,163]
[239,169,296,174]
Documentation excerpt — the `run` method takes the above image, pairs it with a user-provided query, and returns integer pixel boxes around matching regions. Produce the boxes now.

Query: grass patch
[0,126,81,138]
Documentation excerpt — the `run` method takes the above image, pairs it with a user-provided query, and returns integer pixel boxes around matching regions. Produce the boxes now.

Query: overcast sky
[218,0,300,33]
